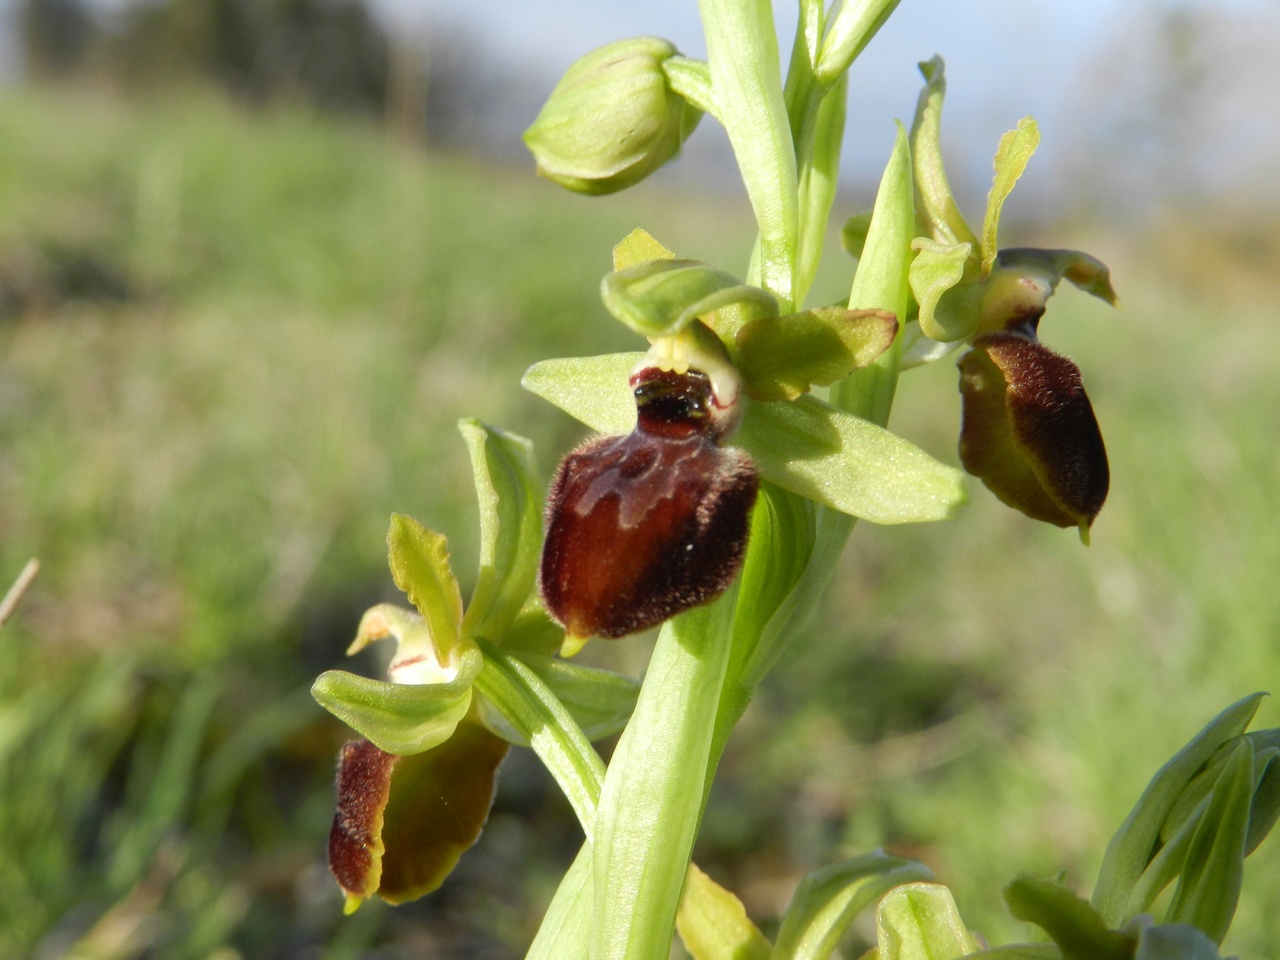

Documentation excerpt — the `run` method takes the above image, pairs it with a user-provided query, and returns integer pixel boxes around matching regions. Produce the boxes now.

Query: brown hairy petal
[959,332,1108,530]
[541,430,758,639]
[329,739,396,901]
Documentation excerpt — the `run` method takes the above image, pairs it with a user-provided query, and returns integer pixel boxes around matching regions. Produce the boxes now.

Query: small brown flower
[958,330,1108,537]
[540,365,759,641]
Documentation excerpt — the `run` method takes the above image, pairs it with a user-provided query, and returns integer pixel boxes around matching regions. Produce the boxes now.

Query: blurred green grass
[2,85,1278,959]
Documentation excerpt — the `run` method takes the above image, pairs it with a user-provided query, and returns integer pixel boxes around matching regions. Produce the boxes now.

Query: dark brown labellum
[540,366,759,640]
[958,331,1108,531]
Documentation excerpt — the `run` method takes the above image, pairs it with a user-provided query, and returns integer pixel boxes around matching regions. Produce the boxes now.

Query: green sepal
[1004,875,1133,960]
[1092,693,1265,927]
[523,353,967,524]
[909,57,978,250]
[477,651,639,745]
[614,226,676,271]
[771,850,932,960]
[601,259,778,338]
[1133,924,1227,960]
[873,882,982,960]
[387,513,464,664]
[1164,738,1253,943]
[677,863,773,960]
[311,643,482,755]
[735,306,898,401]
[982,117,1039,275]
[457,420,542,644]
[909,237,980,342]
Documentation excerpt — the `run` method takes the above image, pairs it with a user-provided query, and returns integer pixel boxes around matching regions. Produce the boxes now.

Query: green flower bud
[524,37,703,195]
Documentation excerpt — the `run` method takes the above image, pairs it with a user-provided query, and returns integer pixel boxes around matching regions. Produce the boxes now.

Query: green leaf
[1245,739,1280,854]
[908,57,977,250]
[311,644,481,755]
[772,850,932,960]
[601,258,779,338]
[457,420,543,644]
[1004,875,1133,960]
[1165,738,1253,943]
[523,353,968,523]
[735,306,898,401]
[874,882,982,960]
[958,948,1061,960]
[981,117,1039,275]
[909,237,981,342]
[387,514,464,662]
[1133,924,1223,960]
[1092,694,1265,927]
[678,863,773,960]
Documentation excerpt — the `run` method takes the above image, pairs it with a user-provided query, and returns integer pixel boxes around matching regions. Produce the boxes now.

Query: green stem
[591,587,739,960]
[698,0,798,311]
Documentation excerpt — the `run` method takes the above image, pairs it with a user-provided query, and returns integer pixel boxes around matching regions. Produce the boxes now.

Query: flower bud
[523,37,702,196]
[540,364,758,641]
[958,331,1108,538]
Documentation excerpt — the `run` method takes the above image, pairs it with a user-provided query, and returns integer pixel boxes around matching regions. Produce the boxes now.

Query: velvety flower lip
[959,331,1109,536]
[540,364,759,642]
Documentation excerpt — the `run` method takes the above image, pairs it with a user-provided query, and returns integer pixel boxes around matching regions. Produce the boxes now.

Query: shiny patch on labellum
[540,366,759,640]
[959,331,1108,533]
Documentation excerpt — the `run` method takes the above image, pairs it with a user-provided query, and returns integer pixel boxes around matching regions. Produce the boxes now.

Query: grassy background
[2,84,1279,959]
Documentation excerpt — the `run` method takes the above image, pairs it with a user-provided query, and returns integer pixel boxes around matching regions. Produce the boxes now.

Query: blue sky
[379,0,1278,212]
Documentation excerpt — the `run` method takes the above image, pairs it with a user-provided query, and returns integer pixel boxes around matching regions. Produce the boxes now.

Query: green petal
[734,306,898,401]
[457,420,542,644]
[387,514,464,663]
[524,353,968,523]
[873,882,981,960]
[771,851,932,960]
[311,643,481,755]
[981,117,1039,275]
[909,237,980,342]
[601,259,778,338]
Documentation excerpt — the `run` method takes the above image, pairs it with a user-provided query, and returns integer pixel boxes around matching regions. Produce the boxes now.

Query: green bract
[523,37,703,195]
